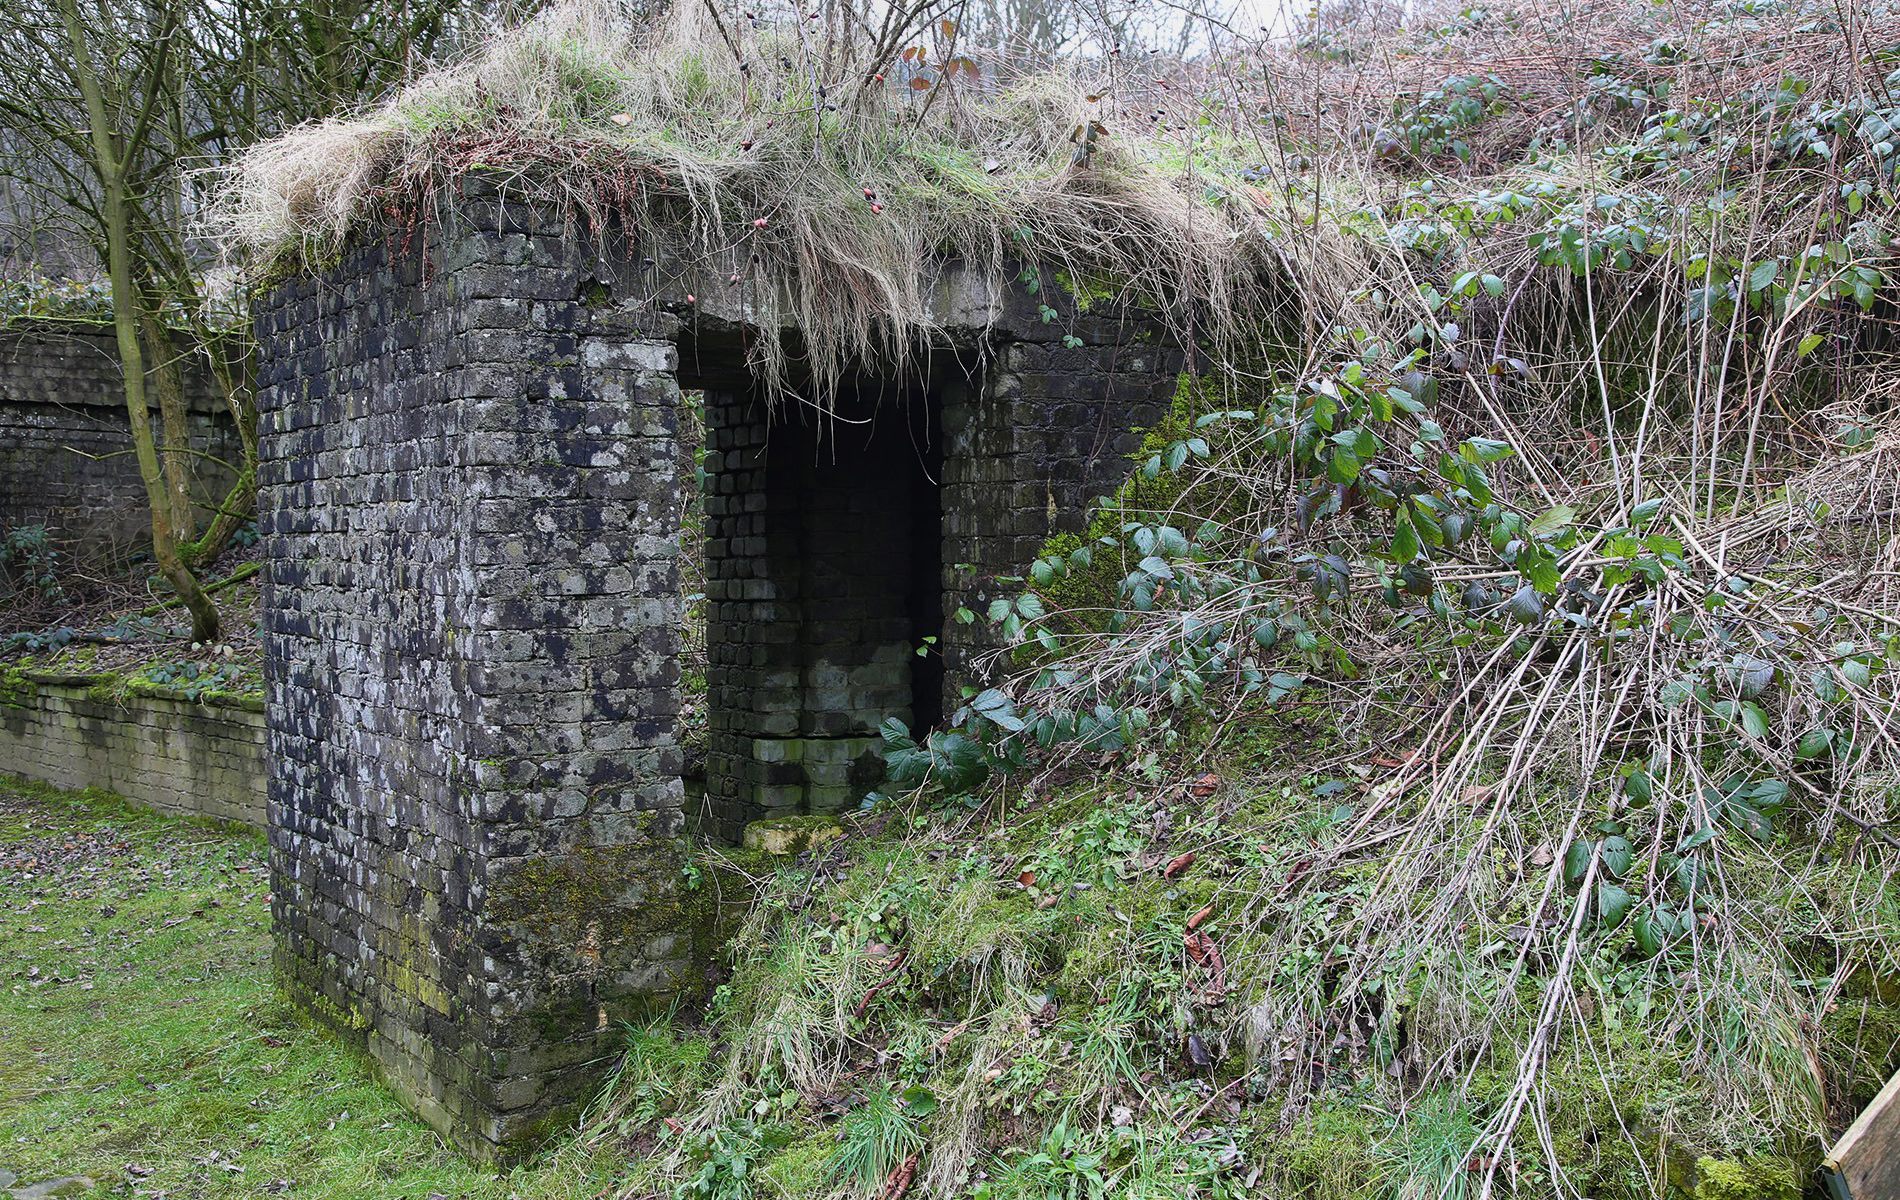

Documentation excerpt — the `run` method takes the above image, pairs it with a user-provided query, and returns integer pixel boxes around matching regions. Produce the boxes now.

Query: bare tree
[0,0,500,639]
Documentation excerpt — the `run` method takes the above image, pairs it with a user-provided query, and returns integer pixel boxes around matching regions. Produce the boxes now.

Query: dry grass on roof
[211,0,1281,399]
[214,0,1900,400]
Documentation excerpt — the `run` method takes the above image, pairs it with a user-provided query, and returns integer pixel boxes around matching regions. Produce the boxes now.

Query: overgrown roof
[215,1,1277,395]
[218,0,1900,399]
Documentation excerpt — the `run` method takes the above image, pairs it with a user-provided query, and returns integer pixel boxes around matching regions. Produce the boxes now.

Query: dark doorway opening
[684,334,948,842]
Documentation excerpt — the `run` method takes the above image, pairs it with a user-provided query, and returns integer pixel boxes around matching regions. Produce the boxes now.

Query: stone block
[741,814,845,856]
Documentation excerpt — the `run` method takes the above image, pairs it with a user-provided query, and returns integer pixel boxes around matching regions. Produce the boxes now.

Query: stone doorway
[687,340,953,843]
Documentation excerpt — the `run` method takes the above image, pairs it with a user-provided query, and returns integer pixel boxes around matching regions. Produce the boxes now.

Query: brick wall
[940,312,1182,690]
[0,670,265,827]
[255,184,1180,1155]
[0,320,243,562]
[254,185,692,1157]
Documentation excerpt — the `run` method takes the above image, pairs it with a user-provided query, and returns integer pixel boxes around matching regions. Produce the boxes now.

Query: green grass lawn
[0,778,581,1200]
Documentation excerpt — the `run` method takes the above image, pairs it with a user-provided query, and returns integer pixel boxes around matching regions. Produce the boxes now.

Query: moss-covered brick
[741,813,844,855]
[0,676,265,826]
[255,182,1178,1161]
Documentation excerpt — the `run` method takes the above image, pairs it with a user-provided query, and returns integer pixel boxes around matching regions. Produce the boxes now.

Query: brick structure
[0,669,266,827]
[255,188,690,1155]
[0,319,242,563]
[254,181,1179,1155]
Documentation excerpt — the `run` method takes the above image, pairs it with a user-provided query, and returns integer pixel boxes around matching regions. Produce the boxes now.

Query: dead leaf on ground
[879,1152,920,1200]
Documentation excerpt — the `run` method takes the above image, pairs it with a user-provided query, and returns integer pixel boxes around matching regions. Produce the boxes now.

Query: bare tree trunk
[58,0,219,643]
[141,312,197,538]
[178,332,259,567]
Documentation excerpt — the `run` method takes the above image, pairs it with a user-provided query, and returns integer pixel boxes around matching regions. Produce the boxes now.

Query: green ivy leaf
[1266,671,1305,702]
[1520,551,1561,595]
[1563,838,1594,884]
[1599,835,1632,879]
[1795,727,1835,759]
[1460,437,1514,464]
[1739,701,1770,740]
[1525,504,1577,539]
[1634,911,1664,957]
[1724,799,1773,842]
[1391,514,1421,563]
[1624,767,1653,803]
[1329,448,1362,485]
[970,688,1026,732]
[1506,583,1546,624]
[929,732,992,792]
[1596,882,1633,928]
[900,1085,939,1117]
[1676,825,1718,854]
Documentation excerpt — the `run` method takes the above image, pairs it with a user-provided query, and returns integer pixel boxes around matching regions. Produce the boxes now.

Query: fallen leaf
[1163,851,1197,879]
[1183,929,1229,995]
[879,1152,920,1200]
[1186,904,1214,930]
[1186,1032,1212,1067]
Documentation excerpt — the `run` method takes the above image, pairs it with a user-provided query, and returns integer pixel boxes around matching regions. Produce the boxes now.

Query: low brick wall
[0,670,266,827]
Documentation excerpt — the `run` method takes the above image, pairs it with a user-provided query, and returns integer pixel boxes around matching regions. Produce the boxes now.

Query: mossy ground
[580,712,1889,1200]
[1,746,1889,1200]
[2,552,266,703]
[0,778,556,1198]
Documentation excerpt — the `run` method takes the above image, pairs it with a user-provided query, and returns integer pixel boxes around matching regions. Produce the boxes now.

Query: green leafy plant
[1,524,63,601]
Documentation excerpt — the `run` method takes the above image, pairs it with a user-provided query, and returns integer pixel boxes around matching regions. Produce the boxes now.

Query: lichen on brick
[252,192,1179,1161]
